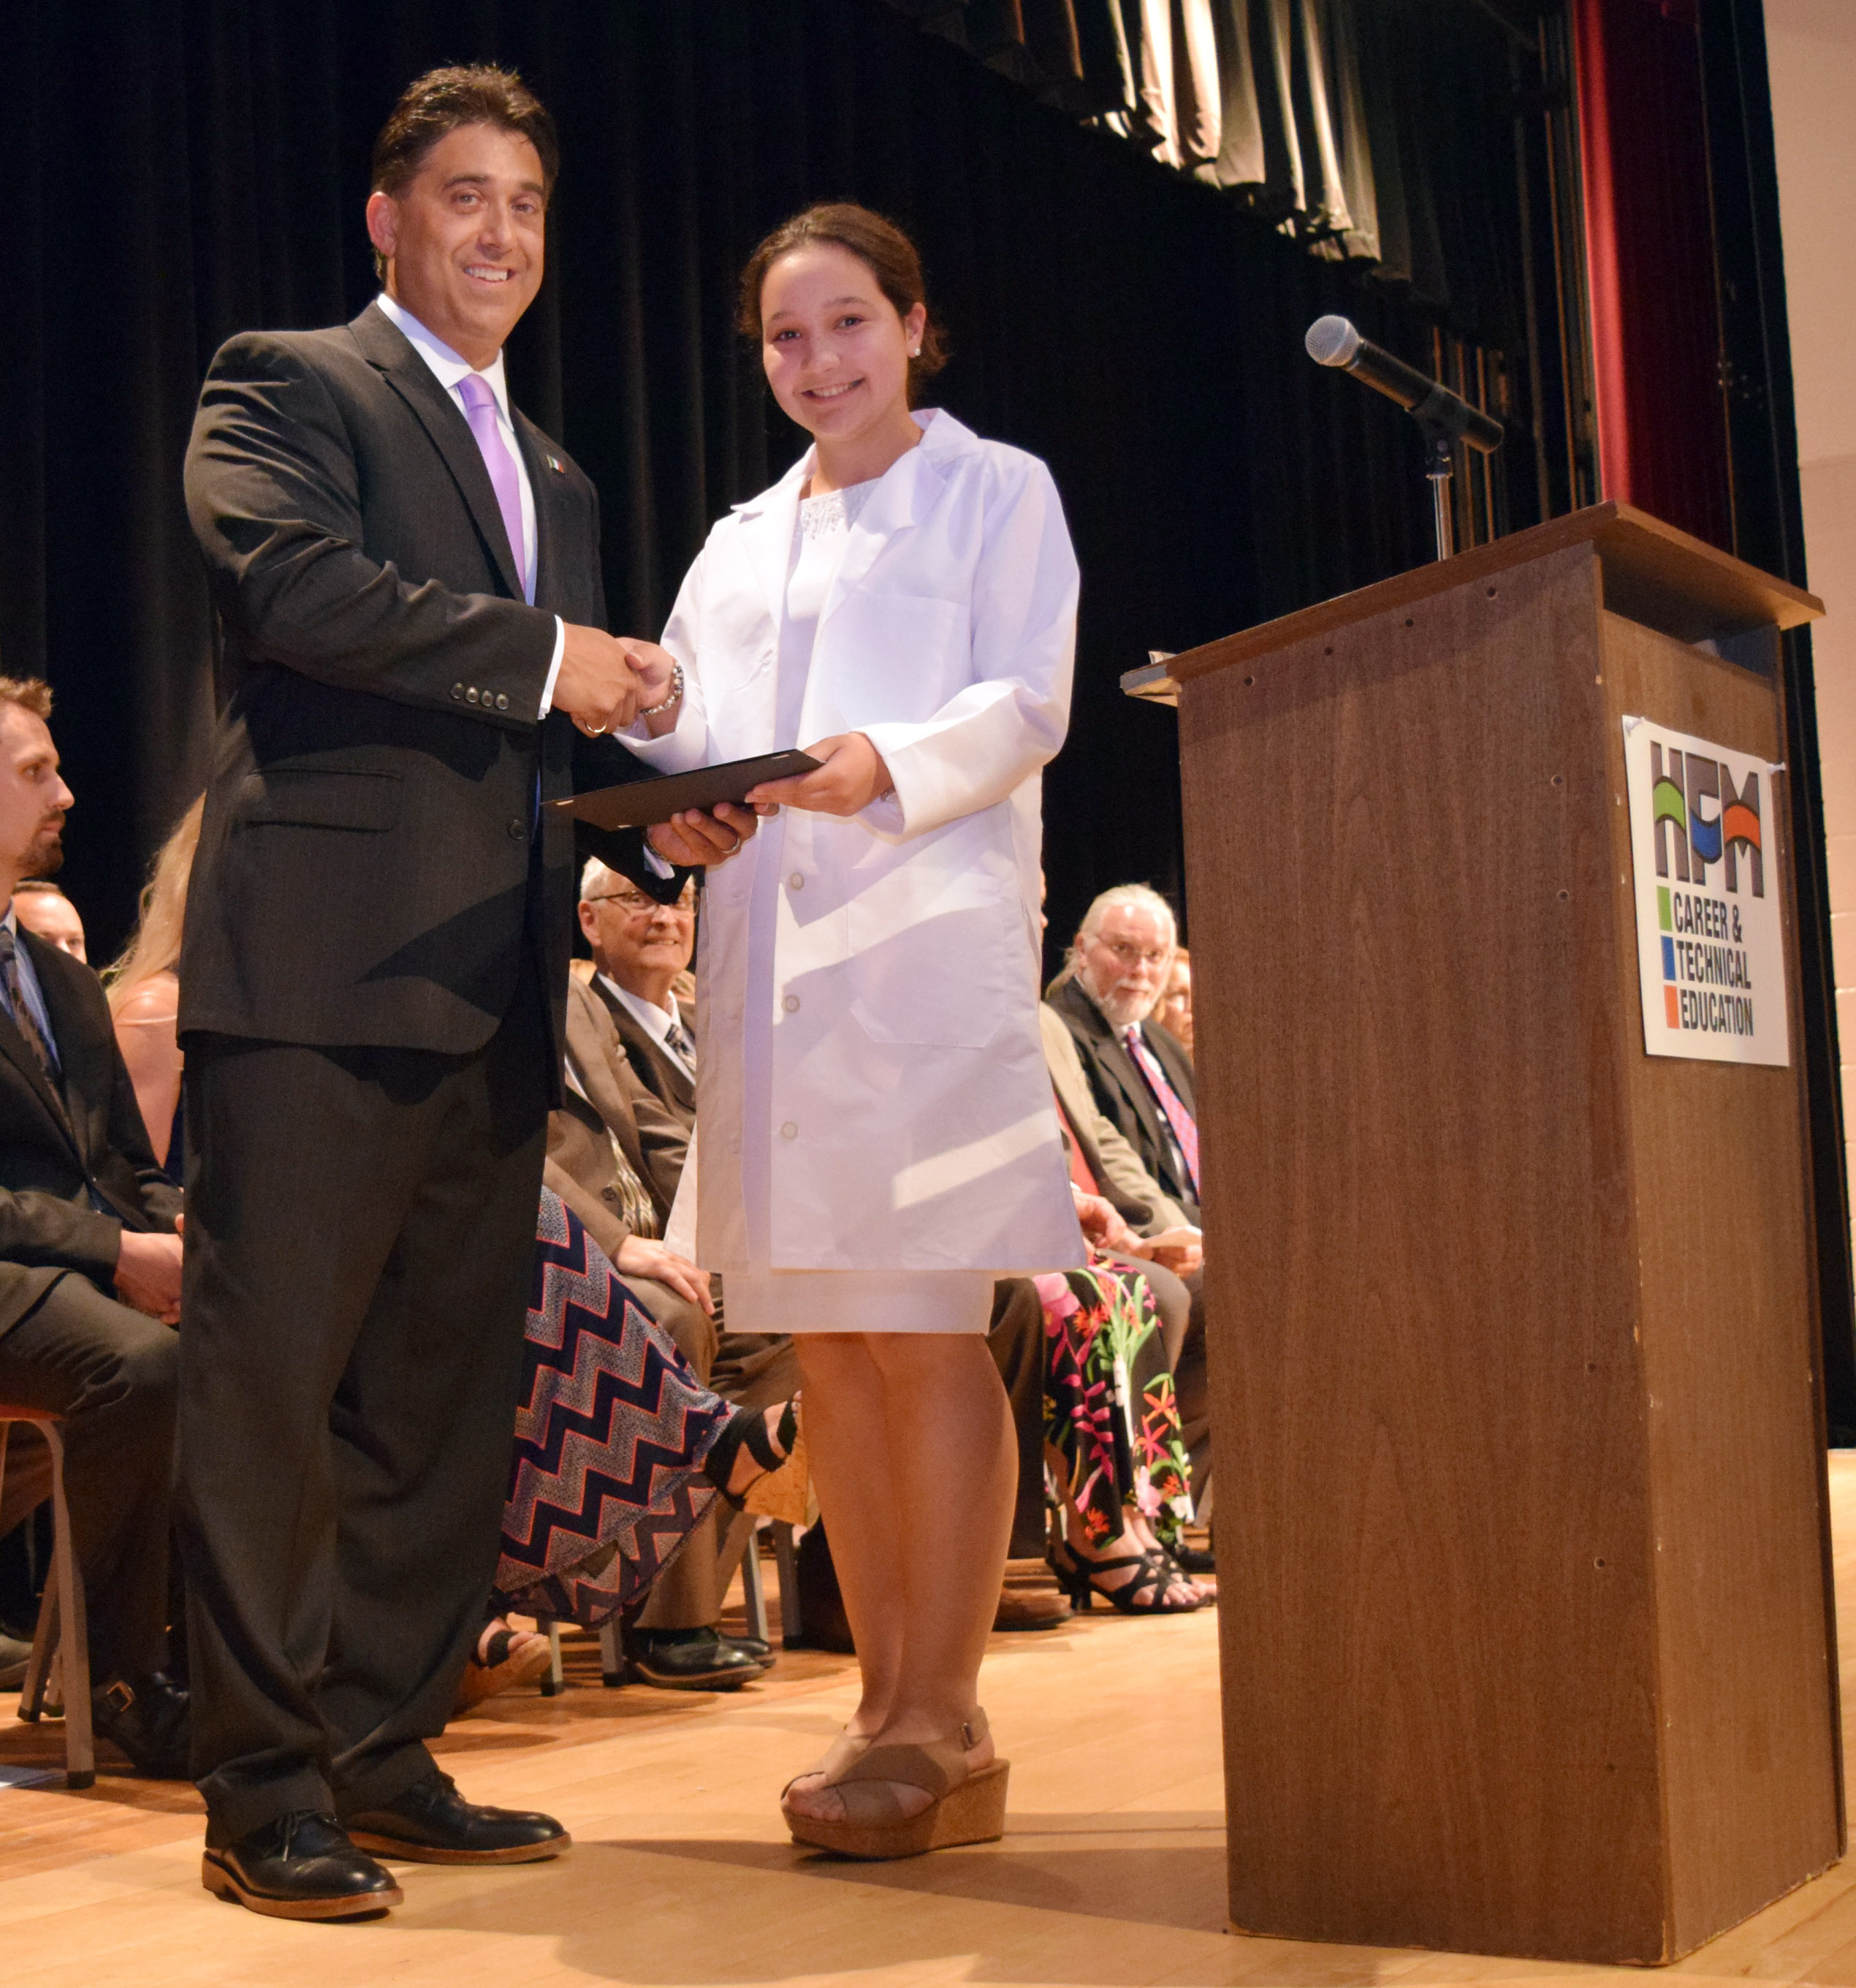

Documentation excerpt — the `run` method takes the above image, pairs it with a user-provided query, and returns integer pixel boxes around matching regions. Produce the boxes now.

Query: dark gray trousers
[0,1272,177,1680]
[175,977,549,1840]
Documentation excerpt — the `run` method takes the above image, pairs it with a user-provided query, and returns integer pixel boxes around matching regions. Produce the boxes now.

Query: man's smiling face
[366,121,547,368]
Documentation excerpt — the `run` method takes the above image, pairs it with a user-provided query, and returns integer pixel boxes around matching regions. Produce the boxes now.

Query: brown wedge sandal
[783,1716,1008,1860]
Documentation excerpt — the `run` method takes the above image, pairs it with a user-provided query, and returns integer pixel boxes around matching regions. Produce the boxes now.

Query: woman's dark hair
[370,65,560,200]
[737,203,948,402]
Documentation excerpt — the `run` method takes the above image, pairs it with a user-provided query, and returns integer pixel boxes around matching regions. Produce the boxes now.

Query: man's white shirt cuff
[536,616,566,718]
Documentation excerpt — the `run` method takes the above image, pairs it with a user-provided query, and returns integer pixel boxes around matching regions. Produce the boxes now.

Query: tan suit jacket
[1040,1001,1191,1234]
[587,974,696,1128]
[545,977,691,1267]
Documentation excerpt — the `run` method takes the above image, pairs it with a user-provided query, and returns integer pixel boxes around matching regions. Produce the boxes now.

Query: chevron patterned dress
[495,1189,733,1628]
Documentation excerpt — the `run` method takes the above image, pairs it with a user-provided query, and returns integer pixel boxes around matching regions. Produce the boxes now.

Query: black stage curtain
[4,0,1503,966]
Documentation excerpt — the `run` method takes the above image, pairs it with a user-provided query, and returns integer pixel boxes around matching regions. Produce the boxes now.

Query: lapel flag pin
[547,453,566,475]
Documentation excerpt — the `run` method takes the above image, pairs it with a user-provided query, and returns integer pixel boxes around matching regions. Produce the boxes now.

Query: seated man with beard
[0,676,188,1776]
[1046,884,1212,1528]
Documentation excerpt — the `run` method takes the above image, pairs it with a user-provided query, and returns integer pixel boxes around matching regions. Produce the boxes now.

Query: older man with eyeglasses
[579,858,699,1128]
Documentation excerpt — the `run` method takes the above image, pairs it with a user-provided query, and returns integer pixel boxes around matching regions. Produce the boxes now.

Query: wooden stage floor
[8,1461,1856,1987]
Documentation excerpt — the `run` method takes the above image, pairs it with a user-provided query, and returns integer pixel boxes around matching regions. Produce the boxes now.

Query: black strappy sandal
[1049,1539,1202,1615]
[701,1397,799,1511]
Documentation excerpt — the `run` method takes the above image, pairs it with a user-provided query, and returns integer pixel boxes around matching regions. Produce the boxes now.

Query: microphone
[1305,316,1504,454]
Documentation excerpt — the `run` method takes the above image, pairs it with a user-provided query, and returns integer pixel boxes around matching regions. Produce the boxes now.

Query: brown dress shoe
[994,1558,1071,1631]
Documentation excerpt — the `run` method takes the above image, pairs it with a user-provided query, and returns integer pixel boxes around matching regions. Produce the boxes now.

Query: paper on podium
[549,751,821,830]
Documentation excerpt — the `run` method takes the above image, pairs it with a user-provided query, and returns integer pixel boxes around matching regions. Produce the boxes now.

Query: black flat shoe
[202,1811,402,1920]
[1172,1542,1216,1576]
[93,1672,191,1778]
[627,1626,765,1689]
[343,1769,569,1865]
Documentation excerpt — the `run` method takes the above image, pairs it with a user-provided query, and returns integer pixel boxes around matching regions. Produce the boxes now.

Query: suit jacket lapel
[1061,979,1168,1180]
[348,303,525,603]
[0,944,78,1157]
[516,414,566,615]
[590,978,696,1116]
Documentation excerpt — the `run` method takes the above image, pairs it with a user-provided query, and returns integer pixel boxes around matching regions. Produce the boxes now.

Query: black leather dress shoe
[723,1632,775,1669]
[627,1626,764,1689]
[202,1811,402,1920]
[343,1769,569,1864]
[92,1672,191,1779]
[1172,1543,1216,1576]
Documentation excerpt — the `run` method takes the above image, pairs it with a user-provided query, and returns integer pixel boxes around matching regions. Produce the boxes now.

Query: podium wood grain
[1173,511,1840,1963]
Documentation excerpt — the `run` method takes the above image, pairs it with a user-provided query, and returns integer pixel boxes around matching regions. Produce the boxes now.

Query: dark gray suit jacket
[179,301,663,1079]
[1046,974,1200,1224]
[0,933,183,1335]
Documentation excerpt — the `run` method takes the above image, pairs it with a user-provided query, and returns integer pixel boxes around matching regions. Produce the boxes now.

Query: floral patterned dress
[1035,1260,1195,1551]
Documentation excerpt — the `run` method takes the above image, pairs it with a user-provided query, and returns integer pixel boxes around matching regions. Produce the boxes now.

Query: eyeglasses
[585,888,696,918]
[1094,938,1170,969]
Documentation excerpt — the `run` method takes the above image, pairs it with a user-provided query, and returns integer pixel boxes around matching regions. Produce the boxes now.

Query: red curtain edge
[1572,0,1629,503]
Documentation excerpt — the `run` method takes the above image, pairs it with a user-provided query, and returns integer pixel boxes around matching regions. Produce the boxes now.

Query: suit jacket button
[495,693,509,711]
[466,687,480,704]
[451,683,464,700]
[508,819,526,839]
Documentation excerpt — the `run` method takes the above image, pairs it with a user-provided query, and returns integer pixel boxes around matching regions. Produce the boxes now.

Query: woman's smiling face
[758,241,927,447]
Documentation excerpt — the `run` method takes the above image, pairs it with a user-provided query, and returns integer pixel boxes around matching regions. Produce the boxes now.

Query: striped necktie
[1122,1025,1198,1196]
[663,1017,696,1071]
[0,926,59,1088]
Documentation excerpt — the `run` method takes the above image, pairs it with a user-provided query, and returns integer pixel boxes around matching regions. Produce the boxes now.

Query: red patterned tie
[1122,1026,1198,1196]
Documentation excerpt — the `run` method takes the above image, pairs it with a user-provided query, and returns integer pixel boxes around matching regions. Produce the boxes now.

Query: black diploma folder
[549,751,821,830]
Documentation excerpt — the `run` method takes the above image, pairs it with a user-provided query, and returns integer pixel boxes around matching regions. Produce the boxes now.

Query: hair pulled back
[738,203,948,403]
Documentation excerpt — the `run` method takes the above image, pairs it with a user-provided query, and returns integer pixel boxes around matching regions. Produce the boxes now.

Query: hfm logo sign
[1648,740,1763,895]
[1623,718,1787,1066]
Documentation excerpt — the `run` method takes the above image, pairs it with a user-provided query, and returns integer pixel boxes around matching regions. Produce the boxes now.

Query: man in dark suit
[578,857,697,1128]
[176,68,748,1921]
[0,678,189,1777]
[1047,886,1201,1226]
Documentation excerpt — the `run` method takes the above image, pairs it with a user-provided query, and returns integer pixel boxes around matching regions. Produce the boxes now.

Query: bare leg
[788,1335,906,1758]
[786,1333,1015,1824]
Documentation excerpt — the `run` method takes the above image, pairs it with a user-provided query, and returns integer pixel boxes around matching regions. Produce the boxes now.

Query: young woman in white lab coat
[623,205,1084,1859]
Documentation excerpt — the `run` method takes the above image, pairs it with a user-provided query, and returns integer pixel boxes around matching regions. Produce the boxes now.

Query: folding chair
[0,1411,94,1788]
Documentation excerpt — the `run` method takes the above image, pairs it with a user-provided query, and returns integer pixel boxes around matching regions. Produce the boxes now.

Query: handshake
[553,625,760,868]
[554,626,681,740]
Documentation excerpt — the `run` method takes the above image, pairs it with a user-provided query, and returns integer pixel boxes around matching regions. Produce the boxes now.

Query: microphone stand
[1426,433,1455,561]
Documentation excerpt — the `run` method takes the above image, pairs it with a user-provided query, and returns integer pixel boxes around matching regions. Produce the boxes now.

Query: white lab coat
[632,409,1087,1275]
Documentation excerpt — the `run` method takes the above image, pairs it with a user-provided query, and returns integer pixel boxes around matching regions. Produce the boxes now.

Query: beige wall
[1765,0,1856,1232]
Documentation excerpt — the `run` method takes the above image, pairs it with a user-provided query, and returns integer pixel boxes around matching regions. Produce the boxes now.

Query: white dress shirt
[596,973,693,1075]
[374,292,566,716]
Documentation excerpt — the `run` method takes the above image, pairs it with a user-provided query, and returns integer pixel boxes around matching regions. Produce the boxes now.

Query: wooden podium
[1126,504,1841,1964]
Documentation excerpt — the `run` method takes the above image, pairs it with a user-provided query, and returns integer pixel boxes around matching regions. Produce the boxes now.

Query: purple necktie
[457,372,529,600]
[1123,1025,1199,1196]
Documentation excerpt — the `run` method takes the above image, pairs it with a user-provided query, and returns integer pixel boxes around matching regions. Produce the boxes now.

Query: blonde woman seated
[107,799,202,1184]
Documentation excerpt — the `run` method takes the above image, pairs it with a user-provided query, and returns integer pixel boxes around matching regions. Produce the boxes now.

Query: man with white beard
[1046,885,1201,1225]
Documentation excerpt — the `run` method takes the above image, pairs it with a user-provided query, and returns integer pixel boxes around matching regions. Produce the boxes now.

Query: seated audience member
[1038,1246,1204,1612]
[1155,945,1193,1055]
[12,880,87,962]
[539,934,801,1691]
[578,860,697,1127]
[104,798,202,1184]
[1049,885,1200,1224]
[495,1190,799,1646]
[0,676,187,1775]
[1043,999,1212,1514]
